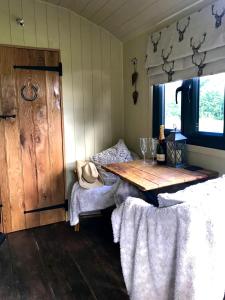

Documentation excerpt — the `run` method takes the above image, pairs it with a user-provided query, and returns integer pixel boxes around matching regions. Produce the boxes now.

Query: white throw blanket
[112,194,225,300]
[158,175,225,207]
[69,179,144,226]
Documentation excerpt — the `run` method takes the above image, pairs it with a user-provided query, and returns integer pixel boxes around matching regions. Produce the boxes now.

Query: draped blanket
[69,179,143,226]
[112,195,225,300]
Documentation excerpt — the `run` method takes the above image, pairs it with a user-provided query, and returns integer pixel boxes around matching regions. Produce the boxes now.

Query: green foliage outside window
[199,78,224,121]
[166,76,225,120]
[166,100,180,118]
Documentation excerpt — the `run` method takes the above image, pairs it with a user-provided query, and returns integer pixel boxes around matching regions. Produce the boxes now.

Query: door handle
[175,83,191,104]
[175,86,183,104]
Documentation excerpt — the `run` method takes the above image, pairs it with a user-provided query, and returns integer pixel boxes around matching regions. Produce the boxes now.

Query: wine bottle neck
[159,125,165,141]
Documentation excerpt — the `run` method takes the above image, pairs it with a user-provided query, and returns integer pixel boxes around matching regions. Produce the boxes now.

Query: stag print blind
[145,0,225,85]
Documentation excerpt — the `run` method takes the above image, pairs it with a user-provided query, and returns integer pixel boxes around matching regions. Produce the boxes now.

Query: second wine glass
[140,138,149,163]
[151,138,158,164]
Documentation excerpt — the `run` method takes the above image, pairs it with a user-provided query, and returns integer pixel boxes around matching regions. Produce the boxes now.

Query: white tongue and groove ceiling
[44,0,215,41]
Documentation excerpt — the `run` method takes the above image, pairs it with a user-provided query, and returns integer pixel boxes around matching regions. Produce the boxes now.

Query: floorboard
[0,218,128,300]
[7,230,52,300]
[0,238,19,300]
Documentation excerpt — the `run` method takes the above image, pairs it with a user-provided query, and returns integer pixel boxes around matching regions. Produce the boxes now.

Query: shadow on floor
[0,217,128,300]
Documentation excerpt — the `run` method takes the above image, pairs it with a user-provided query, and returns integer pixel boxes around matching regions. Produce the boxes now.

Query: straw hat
[76,160,103,189]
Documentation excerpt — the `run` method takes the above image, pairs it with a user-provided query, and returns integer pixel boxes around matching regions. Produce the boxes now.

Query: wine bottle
[156,125,166,165]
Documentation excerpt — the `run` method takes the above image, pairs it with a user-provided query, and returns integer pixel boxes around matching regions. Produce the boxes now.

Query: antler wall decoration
[176,16,190,42]
[212,4,225,28]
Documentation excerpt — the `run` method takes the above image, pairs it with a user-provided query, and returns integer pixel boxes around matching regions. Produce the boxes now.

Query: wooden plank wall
[0,0,124,196]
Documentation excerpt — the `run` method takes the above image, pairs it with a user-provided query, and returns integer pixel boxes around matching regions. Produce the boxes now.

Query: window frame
[153,76,225,150]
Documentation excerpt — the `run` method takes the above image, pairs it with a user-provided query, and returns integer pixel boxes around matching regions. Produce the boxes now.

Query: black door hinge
[14,62,62,76]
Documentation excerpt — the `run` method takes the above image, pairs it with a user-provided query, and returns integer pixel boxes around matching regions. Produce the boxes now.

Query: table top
[102,160,218,191]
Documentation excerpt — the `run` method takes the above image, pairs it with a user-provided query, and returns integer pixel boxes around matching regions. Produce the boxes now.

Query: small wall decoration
[21,81,39,101]
[131,57,138,105]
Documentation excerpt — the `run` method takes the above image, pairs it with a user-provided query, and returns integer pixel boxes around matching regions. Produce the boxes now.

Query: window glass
[199,73,225,133]
[164,80,182,130]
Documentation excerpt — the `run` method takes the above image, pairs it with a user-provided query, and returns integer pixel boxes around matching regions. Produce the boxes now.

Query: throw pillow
[91,139,133,185]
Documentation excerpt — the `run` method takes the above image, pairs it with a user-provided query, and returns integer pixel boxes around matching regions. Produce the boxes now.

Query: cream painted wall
[123,32,151,154]
[0,0,124,195]
[123,32,225,175]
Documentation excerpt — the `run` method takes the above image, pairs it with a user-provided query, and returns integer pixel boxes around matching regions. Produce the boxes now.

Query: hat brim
[76,160,104,189]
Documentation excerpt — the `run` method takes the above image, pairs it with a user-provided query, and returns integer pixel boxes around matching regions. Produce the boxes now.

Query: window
[198,74,225,134]
[164,80,182,130]
[153,73,225,150]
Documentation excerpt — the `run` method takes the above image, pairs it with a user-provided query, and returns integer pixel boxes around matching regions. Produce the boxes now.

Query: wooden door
[0,46,65,233]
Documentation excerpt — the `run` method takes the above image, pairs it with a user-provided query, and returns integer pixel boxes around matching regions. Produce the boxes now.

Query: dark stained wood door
[0,46,65,233]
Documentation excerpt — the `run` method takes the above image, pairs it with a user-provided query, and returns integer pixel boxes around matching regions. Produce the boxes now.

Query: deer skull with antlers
[162,61,175,82]
[212,4,225,28]
[161,46,174,81]
[151,32,161,53]
[176,16,190,42]
[192,52,207,76]
[190,33,207,55]
[190,33,207,77]
[161,46,173,63]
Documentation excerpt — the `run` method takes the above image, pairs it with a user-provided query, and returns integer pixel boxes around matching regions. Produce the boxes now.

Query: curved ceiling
[44,0,215,41]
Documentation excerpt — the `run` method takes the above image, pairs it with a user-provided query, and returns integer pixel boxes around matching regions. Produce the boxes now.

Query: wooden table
[103,160,218,192]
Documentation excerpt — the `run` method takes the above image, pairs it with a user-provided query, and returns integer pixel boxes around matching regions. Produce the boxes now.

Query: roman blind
[145,0,225,85]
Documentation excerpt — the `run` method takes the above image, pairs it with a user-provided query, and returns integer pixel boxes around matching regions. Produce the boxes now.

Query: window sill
[187,144,225,159]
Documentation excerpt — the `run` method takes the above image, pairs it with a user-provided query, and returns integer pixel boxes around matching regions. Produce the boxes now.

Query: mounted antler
[151,32,161,53]
[212,4,225,28]
[190,33,207,54]
[176,16,190,42]
[192,52,206,76]
[161,46,173,63]
[162,61,175,82]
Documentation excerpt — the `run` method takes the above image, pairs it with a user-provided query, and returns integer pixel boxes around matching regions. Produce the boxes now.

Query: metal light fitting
[16,17,24,27]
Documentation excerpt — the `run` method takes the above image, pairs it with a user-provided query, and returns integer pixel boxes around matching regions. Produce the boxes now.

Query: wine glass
[139,138,149,163]
[151,138,158,164]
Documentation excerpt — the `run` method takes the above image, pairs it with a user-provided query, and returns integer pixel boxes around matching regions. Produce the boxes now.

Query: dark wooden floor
[0,217,129,300]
